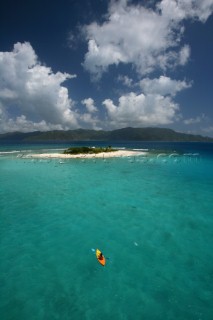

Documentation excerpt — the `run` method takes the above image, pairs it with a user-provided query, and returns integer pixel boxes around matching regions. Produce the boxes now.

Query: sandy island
[24,150,147,159]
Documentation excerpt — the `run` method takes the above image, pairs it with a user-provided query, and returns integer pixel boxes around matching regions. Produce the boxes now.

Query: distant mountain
[0,127,213,142]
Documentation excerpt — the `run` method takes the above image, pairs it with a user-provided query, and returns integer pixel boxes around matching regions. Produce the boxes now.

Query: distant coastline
[0,127,213,143]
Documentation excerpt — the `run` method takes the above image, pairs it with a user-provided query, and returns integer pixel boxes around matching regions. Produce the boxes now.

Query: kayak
[96,249,106,266]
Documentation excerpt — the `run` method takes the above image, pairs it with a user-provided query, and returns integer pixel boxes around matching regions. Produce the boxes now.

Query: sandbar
[24,150,147,159]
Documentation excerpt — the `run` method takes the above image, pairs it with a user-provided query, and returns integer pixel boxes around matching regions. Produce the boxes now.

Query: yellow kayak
[96,249,106,266]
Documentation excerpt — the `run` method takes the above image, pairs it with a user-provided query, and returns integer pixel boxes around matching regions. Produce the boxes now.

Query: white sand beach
[24,149,147,159]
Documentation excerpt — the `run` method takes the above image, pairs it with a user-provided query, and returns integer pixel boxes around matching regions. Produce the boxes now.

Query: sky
[0,0,213,136]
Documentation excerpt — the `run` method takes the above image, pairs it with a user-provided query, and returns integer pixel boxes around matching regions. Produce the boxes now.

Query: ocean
[0,141,213,320]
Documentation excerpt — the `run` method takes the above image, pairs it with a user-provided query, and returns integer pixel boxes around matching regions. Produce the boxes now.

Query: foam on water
[0,143,213,319]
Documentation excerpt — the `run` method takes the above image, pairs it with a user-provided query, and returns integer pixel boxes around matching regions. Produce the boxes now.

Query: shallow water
[0,142,213,319]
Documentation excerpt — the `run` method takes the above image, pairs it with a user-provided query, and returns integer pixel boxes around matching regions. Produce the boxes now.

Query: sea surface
[0,141,213,320]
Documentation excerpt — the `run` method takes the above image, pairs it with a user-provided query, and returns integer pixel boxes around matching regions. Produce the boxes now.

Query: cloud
[158,0,213,23]
[0,42,79,133]
[140,76,191,96]
[83,0,174,78]
[81,98,98,113]
[182,114,213,137]
[179,45,191,65]
[79,98,100,129]
[184,114,206,125]
[1,115,64,133]
[101,75,190,129]
[103,91,179,129]
[117,75,134,87]
[202,126,213,134]
[79,112,101,130]
[82,0,213,79]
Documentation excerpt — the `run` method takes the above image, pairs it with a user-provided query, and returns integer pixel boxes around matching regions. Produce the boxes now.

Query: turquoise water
[0,142,213,319]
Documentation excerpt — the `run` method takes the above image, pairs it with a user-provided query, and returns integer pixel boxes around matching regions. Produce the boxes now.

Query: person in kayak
[98,252,103,260]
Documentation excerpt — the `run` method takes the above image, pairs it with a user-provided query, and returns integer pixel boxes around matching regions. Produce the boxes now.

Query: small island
[24,146,147,159]
[63,146,117,155]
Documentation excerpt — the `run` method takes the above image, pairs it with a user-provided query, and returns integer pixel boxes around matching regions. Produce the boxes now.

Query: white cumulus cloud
[81,98,98,113]
[82,0,213,79]
[0,42,79,133]
[101,75,190,129]
[103,91,179,129]
[158,0,213,23]
[140,76,191,96]
[80,98,100,129]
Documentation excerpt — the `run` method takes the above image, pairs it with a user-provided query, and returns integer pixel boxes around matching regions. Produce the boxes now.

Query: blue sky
[0,0,213,136]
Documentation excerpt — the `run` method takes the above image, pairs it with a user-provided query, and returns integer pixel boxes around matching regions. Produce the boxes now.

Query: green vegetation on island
[63,146,117,155]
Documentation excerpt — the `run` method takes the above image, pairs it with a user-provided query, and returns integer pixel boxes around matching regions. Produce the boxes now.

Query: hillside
[0,127,212,142]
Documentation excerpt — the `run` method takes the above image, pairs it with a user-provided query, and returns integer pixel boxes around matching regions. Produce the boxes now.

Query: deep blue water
[0,141,213,319]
